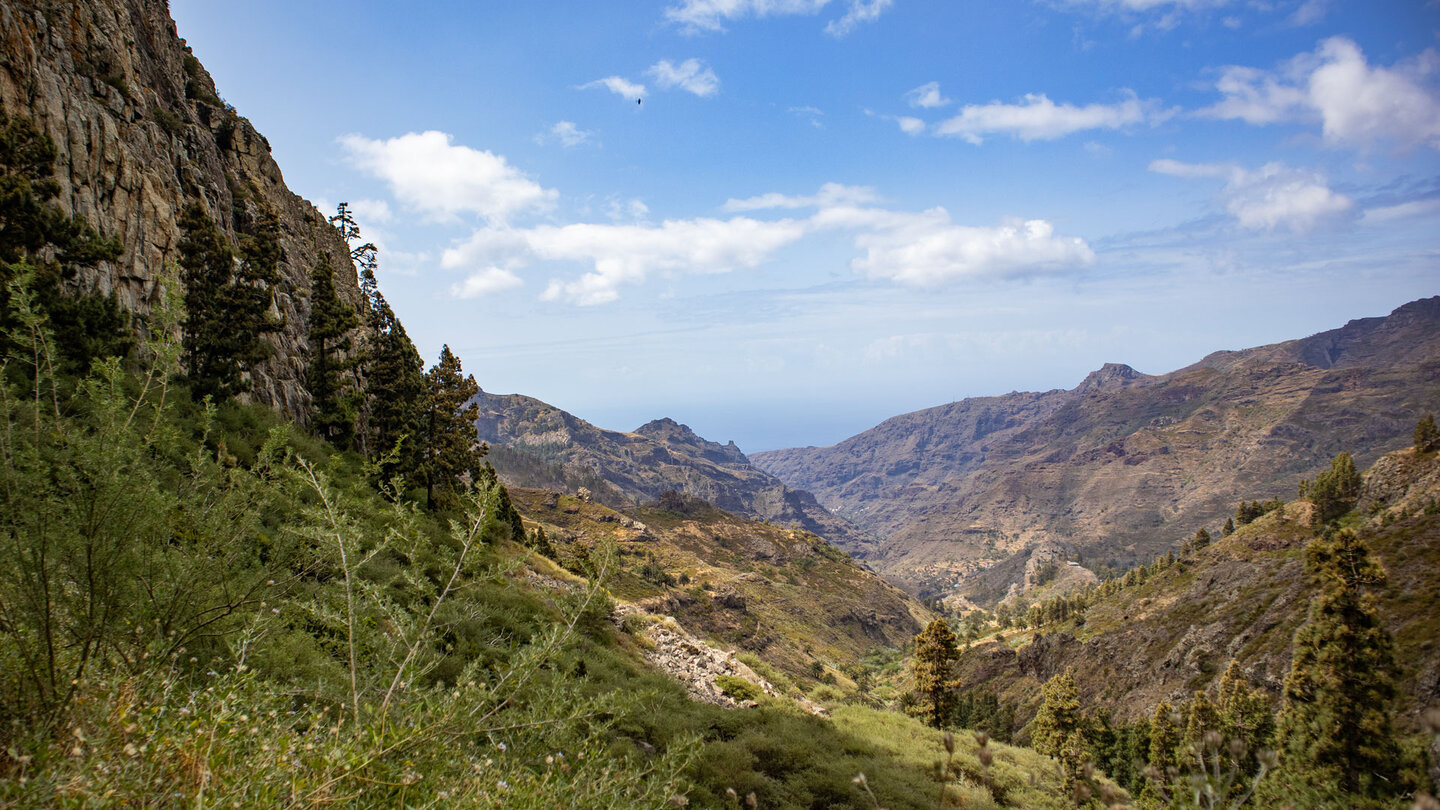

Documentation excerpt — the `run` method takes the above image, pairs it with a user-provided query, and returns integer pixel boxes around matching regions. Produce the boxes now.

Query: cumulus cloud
[905,81,951,109]
[451,267,524,299]
[339,131,557,223]
[535,121,594,148]
[1200,37,1440,150]
[1149,158,1353,231]
[433,181,1091,305]
[647,59,721,97]
[723,182,879,212]
[443,217,808,306]
[818,207,1096,286]
[663,0,887,35]
[825,0,893,37]
[579,76,648,99]
[932,91,1169,143]
[664,0,832,32]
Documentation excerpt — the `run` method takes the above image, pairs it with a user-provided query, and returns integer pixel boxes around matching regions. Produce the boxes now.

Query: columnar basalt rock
[0,0,363,416]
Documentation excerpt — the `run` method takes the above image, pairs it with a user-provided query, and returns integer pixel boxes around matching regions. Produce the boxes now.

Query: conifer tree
[1415,413,1439,453]
[1031,669,1084,759]
[1181,691,1220,763]
[0,111,128,369]
[1278,527,1400,799]
[1304,451,1361,525]
[305,253,360,446]
[177,202,276,401]
[1222,517,1235,537]
[419,344,484,509]
[1192,527,1212,551]
[911,618,960,728]
[1217,661,1274,776]
[1148,700,1180,782]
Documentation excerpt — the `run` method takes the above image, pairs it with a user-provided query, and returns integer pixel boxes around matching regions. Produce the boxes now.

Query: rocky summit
[754,297,1440,595]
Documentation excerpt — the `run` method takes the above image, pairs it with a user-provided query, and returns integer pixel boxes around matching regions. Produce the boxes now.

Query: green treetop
[305,253,360,447]
[911,618,959,729]
[419,344,485,509]
[1303,451,1361,525]
[1277,527,1400,799]
[1415,413,1439,453]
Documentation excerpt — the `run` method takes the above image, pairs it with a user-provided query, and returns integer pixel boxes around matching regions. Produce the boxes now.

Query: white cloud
[825,0,893,37]
[723,182,879,212]
[932,91,1168,143]
[897,116,926,135]
[451,267,524,299]
[605,197,651,222]
[579,76,648,99]
[339,131,557,223]
[444,217,808,306]
[1149,159,1353,231]
[536,121,595,148]
[647,59,721,97]
[1200,37,1440,150]
[1288,0,1328,26]
[349,198,393,225]
[1360,198,1440,225]
[826,208,1096,286]
[789,105,825,127]
[664,0,832,32]
[905,81,951,109]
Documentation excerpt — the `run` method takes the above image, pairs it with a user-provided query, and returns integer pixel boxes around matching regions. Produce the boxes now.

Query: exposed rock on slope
[950,445,1440,731]
[0,0,361,415]
[474,389,873,551]
[754,298,1440,593]
[507,487,929,685]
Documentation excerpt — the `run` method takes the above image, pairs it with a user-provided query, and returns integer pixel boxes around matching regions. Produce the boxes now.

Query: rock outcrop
[0,0,362,416]
[754,297,1440,594]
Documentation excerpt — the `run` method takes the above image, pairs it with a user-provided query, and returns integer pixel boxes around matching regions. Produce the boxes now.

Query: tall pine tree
[178,202,276,401]
[1217,660,1275,778]
[1278,527,1400,799]
[305,253,360,447]
[911,618,959,729]
[419,345,484,509]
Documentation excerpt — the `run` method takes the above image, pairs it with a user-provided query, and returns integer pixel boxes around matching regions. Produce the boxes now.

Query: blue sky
[168,0,1440,452]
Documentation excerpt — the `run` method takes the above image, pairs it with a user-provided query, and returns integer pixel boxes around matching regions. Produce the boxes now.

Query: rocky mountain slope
[507,487,929,687]
[474,388,873,551]
[949,444,1440,737]
[753,297,1440,593]
[0,0,361,414]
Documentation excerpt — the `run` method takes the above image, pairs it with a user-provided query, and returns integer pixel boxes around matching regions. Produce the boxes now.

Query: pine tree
[1192,527,1212,551]
[1278,527,1400,799]
[419,345,484,509]
[1217,660,1274,777]
[1415,414,1439,453]
[1181,691,1220,765]
[1222,517,1235,537]
[1304,451,1361,525]
[1031,668,1084,759]
[178,202,276,401]
[306,253,360,447]
[1148,700,1180,783]
[911,618,960,729]
[0,111,128,370]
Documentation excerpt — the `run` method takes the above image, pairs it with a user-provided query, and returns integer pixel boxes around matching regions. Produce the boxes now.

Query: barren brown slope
[507,487,929,686]
[753,297,1440,593]
[472,389,874,552]
[946,445,1440,736]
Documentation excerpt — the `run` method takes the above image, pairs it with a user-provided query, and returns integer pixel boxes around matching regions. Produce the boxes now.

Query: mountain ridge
[753,296,1440,594]
[471,387,876,553]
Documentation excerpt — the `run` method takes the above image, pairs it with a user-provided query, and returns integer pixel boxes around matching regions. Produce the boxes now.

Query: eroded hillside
[754,297,1440,593]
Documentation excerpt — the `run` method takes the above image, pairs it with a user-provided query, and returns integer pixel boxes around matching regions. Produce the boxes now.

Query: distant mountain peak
[1075,362,1148,394]
[635,417,688,436]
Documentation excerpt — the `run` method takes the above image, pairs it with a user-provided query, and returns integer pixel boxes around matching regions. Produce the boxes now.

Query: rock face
[0,0,361,416]
[474,389,873,551]
[950,446,1440,732]
[753,297,1440,594]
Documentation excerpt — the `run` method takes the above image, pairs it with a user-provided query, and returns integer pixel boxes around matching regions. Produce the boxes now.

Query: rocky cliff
[472,388,876,552]
[754,297,1440,594]
[0,0,360,415]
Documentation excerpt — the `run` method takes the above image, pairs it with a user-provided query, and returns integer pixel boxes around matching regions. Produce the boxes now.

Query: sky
[167,0,1440,452]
